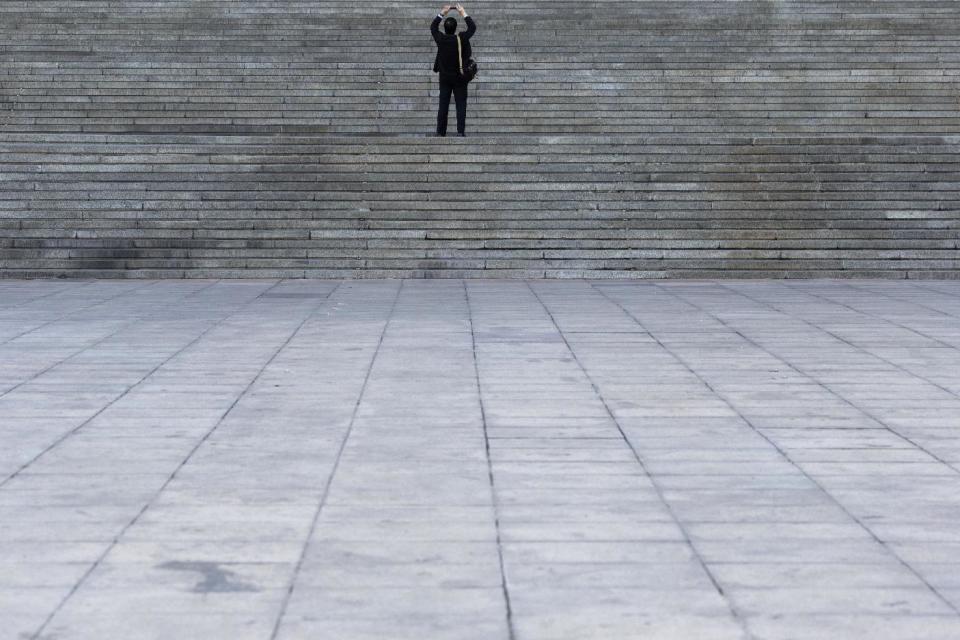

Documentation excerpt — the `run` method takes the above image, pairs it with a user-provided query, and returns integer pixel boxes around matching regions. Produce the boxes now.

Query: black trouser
[437,78,468,136]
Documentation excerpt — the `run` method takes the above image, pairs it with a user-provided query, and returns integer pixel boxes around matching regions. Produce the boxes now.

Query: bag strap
[456,34,464,74]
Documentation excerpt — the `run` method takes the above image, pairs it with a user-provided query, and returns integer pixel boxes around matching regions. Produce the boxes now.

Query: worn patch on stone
[158,561,260,593]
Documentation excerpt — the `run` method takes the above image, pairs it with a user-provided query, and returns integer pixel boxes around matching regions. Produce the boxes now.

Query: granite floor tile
[2,279,959,639]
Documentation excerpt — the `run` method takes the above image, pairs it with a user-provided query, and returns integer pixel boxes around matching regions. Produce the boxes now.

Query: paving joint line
[910,281,960,302]
[0,279,235,487]
[29,278,336,639]
[794,280,960,348]
[0,279,159,348]
[841,280,960,321]
[0,280,219,401]
[712,281,960,476]
[615,281,960,618]
[268,279,402,640]
[0,280,96,313]
[782,281,960,405]
[528,281,757,640]
[464,279,517,640]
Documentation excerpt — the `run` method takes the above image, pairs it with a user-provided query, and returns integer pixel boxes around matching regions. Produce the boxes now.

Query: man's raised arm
[457,4,476,39]
[431,5,450,44]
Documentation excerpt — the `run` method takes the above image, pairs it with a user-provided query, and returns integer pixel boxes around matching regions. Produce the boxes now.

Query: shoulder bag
[457,34,478,82]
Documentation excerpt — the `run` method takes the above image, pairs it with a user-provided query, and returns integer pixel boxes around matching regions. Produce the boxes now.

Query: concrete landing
[2,279,960,639]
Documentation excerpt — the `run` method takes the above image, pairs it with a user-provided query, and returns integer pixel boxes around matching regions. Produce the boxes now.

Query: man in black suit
[431,4,476,137]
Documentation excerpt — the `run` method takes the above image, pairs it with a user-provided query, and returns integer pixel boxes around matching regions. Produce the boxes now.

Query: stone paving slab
[1,279,960,639]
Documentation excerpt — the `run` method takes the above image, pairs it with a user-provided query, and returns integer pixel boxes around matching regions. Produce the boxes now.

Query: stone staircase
[1,1,958,277]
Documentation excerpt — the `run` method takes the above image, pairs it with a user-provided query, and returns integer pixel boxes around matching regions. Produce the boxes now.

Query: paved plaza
[2,278,960,640]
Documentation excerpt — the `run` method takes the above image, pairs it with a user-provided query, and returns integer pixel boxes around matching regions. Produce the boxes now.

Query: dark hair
[443,17,457,34]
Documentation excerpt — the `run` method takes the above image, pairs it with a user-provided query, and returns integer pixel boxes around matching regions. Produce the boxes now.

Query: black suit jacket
[432,15,476,79]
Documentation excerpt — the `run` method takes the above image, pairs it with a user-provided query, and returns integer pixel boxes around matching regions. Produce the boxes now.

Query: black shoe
[434,132,446,137]
[456,133,466,137]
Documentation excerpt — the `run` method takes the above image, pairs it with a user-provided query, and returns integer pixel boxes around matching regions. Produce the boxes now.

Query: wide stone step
[1,132,957,278]
[4,1,958,278]
[3,0,958,136]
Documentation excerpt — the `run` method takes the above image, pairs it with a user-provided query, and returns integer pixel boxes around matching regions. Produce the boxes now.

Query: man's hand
[456,4,466,16]
[440,5,452,14]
